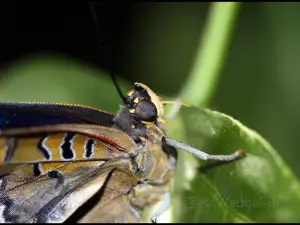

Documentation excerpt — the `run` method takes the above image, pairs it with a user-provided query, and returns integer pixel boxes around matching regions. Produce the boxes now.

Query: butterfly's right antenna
[88,2,128,105]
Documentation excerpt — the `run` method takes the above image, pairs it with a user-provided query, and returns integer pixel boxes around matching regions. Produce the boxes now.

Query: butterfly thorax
[112,83,177,183]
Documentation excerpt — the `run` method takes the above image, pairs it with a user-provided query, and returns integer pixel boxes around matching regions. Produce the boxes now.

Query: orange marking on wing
[72,135,87,159]
[44,133,66,160]
[0,124,136,154]
[41,134,126,161]
[68,134,128,160]
[12,138,46,162]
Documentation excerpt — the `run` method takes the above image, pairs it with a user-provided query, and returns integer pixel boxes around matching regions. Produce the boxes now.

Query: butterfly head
[125,83,165,126]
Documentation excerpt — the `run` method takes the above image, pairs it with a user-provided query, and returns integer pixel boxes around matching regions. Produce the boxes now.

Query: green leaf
[166,106,300,223]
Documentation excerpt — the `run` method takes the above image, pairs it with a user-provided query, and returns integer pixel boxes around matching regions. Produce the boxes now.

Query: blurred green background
[1,2,300,221]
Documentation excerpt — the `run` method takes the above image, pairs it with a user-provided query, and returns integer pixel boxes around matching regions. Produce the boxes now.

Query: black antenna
[88,2,127,104]
[111,72,128,104]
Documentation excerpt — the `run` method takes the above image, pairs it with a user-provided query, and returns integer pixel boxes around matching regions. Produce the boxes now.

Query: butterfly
[0,82,244,223]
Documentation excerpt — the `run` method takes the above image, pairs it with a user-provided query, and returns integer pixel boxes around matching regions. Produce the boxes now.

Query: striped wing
[0,102,140,222]
[0,124,135,165]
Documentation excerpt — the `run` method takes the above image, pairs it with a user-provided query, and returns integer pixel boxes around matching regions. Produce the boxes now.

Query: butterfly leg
[150,193,171,223]
[163,137,244,162]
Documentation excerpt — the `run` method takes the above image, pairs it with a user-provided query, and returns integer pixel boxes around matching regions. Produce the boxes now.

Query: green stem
[180,2,241,107]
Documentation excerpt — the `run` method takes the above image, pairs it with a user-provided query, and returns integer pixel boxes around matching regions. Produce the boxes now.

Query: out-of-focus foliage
[0,55,129,112]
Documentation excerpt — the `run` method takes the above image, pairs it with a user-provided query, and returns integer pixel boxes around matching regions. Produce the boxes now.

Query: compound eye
[135,100,158,122]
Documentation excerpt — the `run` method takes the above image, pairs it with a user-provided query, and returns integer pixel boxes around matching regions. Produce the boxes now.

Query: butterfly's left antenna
[88,2,128,105]
[110,72,128,104]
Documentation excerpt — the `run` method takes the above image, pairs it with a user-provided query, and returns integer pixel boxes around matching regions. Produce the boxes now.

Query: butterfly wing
[0,103,140,223]
[0,124,138,223]
[0,123,135,165]
[0,161,115,223]
[0,102,115,129]
[77,170,140,223]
